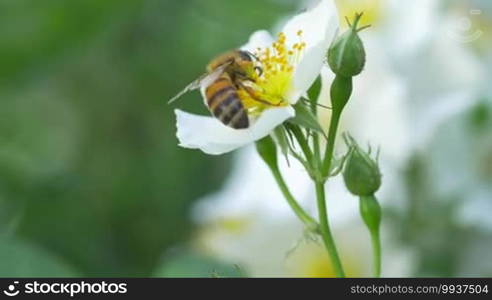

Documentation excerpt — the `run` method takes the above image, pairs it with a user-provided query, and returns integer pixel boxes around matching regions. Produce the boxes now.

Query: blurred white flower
[193,146,311,221]
[191,147,413,277]
[323,0,485,214]
[329,0,484,161]
[426,99,492,231]
[175,0,339,155]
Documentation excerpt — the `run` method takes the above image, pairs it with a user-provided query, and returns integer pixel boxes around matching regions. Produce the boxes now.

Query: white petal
[241,30,274,53]
[282,0,339,49]
[175,107,295,155]
[288,42,329,103]
[386,0,439,58]
[283,0,339,103]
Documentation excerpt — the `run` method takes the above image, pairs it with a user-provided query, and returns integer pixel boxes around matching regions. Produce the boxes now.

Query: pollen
[241,30,306,117]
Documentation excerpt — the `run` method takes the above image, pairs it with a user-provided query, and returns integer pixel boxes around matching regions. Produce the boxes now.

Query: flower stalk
[314,107,345,277]
[313,12,370,277]
[343,135,383,277]
[315,181,345,277]
[360,195,382,277]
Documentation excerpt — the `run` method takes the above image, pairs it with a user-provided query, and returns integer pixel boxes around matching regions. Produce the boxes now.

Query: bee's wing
[167,63,230,104]
[167,74,206,104]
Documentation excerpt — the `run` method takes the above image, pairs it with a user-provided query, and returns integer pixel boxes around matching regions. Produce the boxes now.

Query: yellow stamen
[239,30,306,117]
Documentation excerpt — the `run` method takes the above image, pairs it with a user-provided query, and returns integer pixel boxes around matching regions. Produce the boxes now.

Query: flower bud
[327,13,367,77]
[343,139,381,196]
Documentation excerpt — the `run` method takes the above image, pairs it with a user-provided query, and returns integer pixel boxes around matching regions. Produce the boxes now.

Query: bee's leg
[254,66,263,77]
[235,80,283,107]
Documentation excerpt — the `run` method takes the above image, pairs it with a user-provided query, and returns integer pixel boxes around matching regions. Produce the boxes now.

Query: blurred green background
[0,0,299,276]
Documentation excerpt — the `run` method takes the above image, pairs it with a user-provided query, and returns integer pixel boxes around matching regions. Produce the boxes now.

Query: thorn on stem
[345,16,352,27]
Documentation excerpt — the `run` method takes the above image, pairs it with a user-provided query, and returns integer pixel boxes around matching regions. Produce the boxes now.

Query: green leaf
[289,102,326,136]
[272,126,290,165]
[256,135,278,169]
[282,123,313,171]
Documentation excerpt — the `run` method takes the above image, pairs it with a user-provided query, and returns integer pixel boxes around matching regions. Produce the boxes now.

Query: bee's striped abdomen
[205,75,249,129]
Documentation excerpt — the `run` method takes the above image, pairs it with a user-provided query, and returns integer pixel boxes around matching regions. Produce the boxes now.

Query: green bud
[359,195,381,233]
[330,75,353,113]
[328,13,367,77]
[342,137,381,196]
[256,135,278,169]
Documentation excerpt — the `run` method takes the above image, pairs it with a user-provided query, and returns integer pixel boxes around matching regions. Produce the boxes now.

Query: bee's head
[236,50,263,78]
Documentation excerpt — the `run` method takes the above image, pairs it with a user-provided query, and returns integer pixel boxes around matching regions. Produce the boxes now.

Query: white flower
[175,0,339,155]
[426,101,492,231]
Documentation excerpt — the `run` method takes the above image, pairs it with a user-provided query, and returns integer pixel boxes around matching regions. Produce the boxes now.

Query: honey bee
[169,50,264,129]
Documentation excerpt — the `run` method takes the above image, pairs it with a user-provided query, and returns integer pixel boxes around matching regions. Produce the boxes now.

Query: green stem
[313,132,322,167]
[315,117,346,277]
[270,166,319,232]
[315,181,345,277]
[309,88,322,166]
[321,111,341,178]
[359,195,382,278]
[370,229,382,277]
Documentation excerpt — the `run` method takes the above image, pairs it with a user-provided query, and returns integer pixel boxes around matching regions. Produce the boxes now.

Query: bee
[169,50,264,129]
